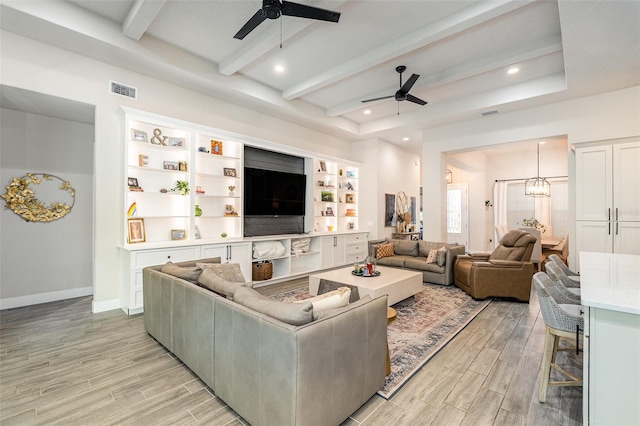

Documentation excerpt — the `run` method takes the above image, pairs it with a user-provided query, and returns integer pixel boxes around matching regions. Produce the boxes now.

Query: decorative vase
[229,190,235,197]
[397,222,404,233]
[195,205,202,217]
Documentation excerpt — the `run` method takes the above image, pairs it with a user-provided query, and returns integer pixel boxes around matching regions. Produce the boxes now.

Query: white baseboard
[92,298,121,313]
[0,287,93,310]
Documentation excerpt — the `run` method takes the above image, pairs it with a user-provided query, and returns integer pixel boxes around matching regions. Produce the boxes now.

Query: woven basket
[252,261,273,281]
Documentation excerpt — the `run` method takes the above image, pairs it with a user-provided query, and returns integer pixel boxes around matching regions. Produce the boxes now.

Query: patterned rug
[272,283,491,399]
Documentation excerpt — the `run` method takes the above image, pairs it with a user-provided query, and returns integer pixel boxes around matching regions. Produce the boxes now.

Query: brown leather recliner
[454,230,537,302]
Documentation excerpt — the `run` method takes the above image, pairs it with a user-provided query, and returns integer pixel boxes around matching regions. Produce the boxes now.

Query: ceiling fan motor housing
[263,0,281,19]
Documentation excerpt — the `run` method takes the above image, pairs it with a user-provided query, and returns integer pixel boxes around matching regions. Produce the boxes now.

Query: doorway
[447,183,468,248]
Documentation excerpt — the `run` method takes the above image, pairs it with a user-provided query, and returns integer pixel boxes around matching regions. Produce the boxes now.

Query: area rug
[272,283,491,399]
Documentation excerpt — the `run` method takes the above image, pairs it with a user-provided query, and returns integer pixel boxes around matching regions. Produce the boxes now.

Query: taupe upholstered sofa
[143,258,388,426]
[368,239,466,285]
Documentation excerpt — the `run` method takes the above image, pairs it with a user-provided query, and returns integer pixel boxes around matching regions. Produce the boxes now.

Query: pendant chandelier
[525,143,550,197]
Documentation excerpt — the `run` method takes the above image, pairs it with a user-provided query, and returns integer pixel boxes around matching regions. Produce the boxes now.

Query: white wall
[423,85,640,267]
[1,31,355,311]
[353,139,421,241]
[0,108,94,308]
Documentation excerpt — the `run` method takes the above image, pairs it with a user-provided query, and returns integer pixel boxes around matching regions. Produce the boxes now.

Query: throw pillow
[313,295,372,321]
[436,246,447,266]
[294,287,351,319]
[376,242,394,259]
[233,285,313,326]
[426,249,438,264]
[196,262,246,283]
[197,268,242,298]
[161,262,202,281]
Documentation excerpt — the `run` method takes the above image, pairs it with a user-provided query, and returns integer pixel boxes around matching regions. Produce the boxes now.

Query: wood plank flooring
[0,279,582,425]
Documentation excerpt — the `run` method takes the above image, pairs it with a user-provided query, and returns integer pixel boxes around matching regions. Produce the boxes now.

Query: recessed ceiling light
[507,67,519,75]
[363,109,371,115]
[402,137,409,141]
[274,65,285,73]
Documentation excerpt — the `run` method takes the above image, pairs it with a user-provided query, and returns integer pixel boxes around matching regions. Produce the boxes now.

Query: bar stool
[533,272,584,403]
[545,262,582,305]
[548,254,580,285]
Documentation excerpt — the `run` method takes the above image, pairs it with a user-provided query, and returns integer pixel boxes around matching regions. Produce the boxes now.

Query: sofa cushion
[197,268,242,297]
[405,257,445,273]
[376,255,407,267]
[376,242,394,259]
[392,240,418,256]
[437,246,448,266]
[161,262,202,281]
[233,286,313,326]
[197,262,246,283]
[426,248,438,264]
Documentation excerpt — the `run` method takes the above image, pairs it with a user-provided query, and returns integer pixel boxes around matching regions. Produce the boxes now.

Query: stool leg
[539,327,556,402]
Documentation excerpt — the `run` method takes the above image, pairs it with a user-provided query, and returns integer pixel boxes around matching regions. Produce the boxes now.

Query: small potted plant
[228,185,236,196]
[521,217,546,233]
[173,180,190,195]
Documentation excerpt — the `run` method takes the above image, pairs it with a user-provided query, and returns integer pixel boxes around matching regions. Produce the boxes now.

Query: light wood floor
[0,279,582,425]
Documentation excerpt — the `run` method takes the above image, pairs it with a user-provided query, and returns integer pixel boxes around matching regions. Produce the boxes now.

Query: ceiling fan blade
[406,94,428,106]
[233,9,267,39]
[361,95,395,103]
[399,74,419,94]
[281,0,340,22]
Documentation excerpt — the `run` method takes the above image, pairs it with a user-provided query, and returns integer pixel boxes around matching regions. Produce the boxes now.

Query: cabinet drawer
[134,247,199,269]
[347,243,366,255]
[345,233,366,244]
[346,253,367,263]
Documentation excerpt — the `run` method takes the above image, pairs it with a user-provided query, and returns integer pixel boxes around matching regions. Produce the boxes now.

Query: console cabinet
[120,108,365,312]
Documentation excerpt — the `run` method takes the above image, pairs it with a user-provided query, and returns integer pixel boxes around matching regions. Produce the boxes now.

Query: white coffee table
[309,266,423,306]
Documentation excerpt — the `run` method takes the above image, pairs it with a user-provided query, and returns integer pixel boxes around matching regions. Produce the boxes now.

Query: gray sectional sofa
[368,239,466,285]
[143,258,388,426]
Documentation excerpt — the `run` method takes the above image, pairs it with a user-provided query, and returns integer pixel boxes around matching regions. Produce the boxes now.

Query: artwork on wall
[385,193,395,227]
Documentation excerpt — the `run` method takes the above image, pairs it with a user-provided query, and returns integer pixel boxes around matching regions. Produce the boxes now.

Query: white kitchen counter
[579,252,640,315]
[580,252,640,425]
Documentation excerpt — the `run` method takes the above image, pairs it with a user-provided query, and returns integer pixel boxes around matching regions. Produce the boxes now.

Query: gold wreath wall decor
[1,173,76,222]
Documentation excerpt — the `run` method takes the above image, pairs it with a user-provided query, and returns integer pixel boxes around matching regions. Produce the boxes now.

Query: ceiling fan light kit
[361,66,428,113]
[234,0,341,40]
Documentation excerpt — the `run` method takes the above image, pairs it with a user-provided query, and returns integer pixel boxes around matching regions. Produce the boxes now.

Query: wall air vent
[109,81,137,100]
[480,109,499,117]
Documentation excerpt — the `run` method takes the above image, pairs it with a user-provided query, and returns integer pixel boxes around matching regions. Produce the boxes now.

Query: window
[447,188,462,233]
[506,183,534,230]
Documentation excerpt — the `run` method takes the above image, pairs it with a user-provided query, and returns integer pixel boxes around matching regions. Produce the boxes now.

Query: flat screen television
[244,168,306,216]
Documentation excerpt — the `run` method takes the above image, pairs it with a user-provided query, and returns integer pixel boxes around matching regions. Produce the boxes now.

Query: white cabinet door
[575,222,612,269]
[614,221,640,255]
[613,142,640,222]
[576,145,612,221]
[201,242,251,282]
[321,236,346,269]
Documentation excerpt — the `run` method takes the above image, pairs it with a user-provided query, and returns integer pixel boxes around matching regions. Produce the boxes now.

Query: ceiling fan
[234,0,341,40]
[361,66,428,107]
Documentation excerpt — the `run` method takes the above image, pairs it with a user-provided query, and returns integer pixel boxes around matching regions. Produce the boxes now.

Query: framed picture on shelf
[223,167,237,177]
[127,218,146,243]
[131,129,148,142]
[163,161,179,170]
[345,193,356,203]
[211,140,223,155]
[128,177,139,188]
[169,137,185,147]
[178,161,188,171]
[171,229,186,240]
[319,161,327,172]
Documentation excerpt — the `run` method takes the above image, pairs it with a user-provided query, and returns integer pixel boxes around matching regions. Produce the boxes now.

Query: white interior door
[447,183,468,248]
